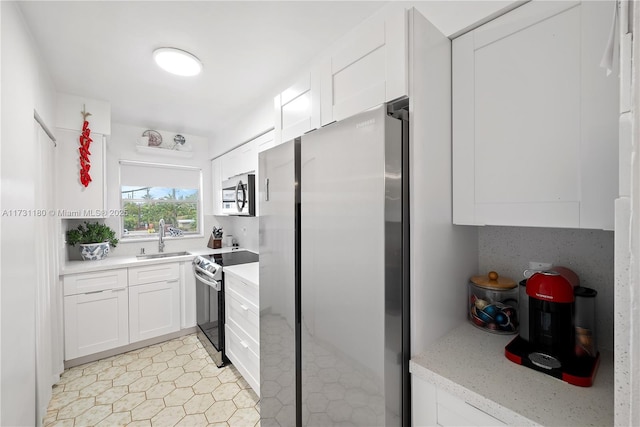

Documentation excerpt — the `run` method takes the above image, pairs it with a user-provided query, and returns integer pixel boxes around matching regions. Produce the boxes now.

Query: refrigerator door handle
[265,178,270,202]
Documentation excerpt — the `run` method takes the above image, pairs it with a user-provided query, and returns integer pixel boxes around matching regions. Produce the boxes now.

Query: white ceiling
[18,1,521,145]
[18,1,390,141]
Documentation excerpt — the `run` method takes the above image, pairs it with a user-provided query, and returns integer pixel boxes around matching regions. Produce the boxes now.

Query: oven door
[194,265,226,367]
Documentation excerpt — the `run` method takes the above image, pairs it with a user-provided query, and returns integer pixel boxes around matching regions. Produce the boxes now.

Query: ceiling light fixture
[153,47,202,77]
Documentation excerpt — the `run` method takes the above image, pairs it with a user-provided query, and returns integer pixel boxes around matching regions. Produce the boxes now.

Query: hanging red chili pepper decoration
[79,105,93,187]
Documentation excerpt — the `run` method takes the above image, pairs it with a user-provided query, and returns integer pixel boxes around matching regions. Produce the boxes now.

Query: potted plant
[66,221,119,261]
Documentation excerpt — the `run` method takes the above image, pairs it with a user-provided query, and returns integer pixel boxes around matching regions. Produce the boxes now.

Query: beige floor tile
[175,413,208,426]
[79,380,113,398]
[175,343,199,355]
[95,411,131,427]
[204,400,237,423]
[129,375,159,392]
[163,387,195,407]
[46,419,75,427]
[183,394,214,415]
[233,389,259,409]
[127,357,154,372]
[153,350,177,363]
[113,370,142,387]
[56,397,95,419]
[157,366,185,382]
[111,353,138,367]
[46,334,259,427]
[138,346,163,359]
[97,365,127,381]
[127,420,152,427]
[131,398,166,421]
[112,392,146,412]
[47,390,80,411]
[192,377,222,394]
[217,367,242,384]
[183,358,208,373]
[142,362,170,377]
[96,385,128,405]
[151,406,186,426]
[73,404,112,426]
[167,354,193,368]
[212,382,241,401]
[174,372,202,388]
[146,382,177,400]
[228,407,260,427]
[64,374,97,391]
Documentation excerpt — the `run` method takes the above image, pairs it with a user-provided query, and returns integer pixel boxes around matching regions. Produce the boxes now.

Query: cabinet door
[221,140,258,180]
[321,7,407,124]
[211,157,223,216]
[56,129,106,217]
[64,289,128,360]
[129,280,181,342]
[274,70,321,145]
[452,1,618,229]
[255,129,276,154]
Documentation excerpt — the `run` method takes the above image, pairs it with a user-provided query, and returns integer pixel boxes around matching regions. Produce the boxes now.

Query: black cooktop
[207,250,259,267]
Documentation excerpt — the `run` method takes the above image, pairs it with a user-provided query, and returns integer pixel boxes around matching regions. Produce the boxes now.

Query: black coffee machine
[505,267,599,387]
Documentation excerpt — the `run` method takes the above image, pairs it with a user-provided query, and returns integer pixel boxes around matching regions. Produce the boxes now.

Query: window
[120,161,202,239]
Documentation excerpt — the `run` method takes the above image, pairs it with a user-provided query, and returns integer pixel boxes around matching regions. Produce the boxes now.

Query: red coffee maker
[505,267,600,387]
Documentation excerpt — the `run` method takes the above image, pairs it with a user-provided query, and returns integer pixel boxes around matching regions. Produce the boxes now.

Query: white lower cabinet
[63,269,129,359]
[128,263,181,343]
[412,375,505,427]
[224,270,260,395]
[180,261,197,329]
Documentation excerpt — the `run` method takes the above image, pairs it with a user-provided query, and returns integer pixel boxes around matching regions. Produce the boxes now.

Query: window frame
[119,160,204,242]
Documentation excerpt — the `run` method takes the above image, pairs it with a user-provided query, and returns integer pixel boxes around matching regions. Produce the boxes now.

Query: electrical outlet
[529,261,552,270]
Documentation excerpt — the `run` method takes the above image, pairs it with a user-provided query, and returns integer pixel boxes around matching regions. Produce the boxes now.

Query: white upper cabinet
[211,157,224,216]
[220,138,257,181]
[255,130,276,154]
[274,71,321,144]
[452,0,619,229]
[320,6,407,124]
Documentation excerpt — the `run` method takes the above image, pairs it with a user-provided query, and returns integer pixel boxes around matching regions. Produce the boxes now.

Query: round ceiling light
[153,47,202,77]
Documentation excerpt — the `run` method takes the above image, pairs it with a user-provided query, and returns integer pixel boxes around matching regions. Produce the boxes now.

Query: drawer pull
[112,287,127,292]
[240,304,249,311]
[240,340,249,349]
[84,289,105,295]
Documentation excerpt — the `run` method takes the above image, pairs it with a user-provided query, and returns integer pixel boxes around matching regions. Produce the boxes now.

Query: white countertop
[410,322,614,427]
[61,247,255,275]
[223,262,259,286]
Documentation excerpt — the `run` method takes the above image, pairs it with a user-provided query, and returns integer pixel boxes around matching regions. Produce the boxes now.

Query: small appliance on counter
[505,267,600,387]
[468,271,518,334]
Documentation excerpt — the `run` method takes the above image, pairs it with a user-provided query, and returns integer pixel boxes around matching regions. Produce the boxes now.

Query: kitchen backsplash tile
[478,226,614,350]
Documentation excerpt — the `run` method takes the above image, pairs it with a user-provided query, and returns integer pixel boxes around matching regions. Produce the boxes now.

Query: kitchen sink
[136,251,191,260]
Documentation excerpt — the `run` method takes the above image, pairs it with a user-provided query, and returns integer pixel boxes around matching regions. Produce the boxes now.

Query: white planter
[79,242,110,261]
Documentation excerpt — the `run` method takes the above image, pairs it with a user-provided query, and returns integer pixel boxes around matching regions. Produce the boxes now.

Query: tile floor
[43,334,260,427]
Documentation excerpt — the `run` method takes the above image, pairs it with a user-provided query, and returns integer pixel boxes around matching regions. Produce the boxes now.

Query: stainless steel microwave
[222,173,255,216]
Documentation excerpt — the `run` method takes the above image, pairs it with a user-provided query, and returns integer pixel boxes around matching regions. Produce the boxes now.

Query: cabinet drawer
[224,272,258,304]
[128,262,179,286]
[436,388,506,426]
[225,323,260,394]
[63,269,127,296]
[225,287,259,342]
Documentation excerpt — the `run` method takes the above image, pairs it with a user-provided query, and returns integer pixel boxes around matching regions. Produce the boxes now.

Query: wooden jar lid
[470,271,516,290]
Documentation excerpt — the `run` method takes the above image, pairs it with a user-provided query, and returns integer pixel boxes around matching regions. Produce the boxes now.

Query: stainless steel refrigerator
[259,104,409,427]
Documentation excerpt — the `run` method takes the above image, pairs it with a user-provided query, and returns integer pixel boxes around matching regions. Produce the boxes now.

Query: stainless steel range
[193,250,259,367]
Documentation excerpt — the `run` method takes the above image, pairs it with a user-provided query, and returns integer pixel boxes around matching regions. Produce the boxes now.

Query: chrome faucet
[158,219,165,252]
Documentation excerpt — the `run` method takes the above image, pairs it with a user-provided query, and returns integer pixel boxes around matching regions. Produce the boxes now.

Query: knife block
[207,236,222,249]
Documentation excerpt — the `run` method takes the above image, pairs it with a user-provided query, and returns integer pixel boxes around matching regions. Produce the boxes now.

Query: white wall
[1,2,57,425]
[63,123,214,259]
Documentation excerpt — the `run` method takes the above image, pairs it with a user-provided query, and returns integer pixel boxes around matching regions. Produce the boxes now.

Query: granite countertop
[61,247,255,275]
[223,262,259,286]
[410,322,614,427]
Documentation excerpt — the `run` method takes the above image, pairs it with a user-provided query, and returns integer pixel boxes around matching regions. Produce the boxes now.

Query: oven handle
[193,261,219,279]
[194,270,222,291]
